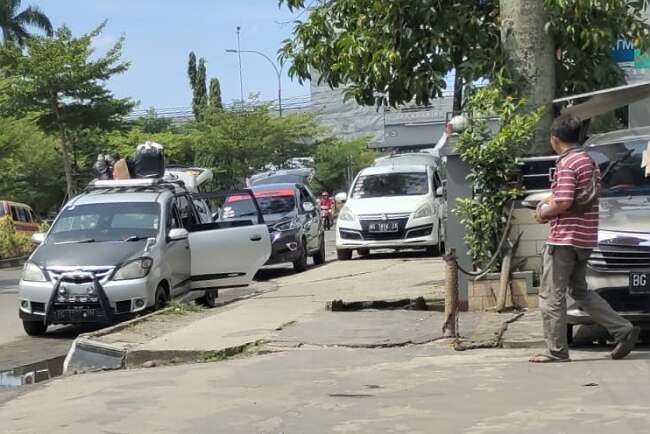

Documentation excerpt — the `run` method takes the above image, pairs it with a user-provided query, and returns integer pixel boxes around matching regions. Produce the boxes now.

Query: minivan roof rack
[85,178,187,194]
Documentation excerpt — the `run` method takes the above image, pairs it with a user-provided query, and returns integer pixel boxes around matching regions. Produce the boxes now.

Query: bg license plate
[368,222,399,233]
[54,309,96,322]
[629,272,650,294]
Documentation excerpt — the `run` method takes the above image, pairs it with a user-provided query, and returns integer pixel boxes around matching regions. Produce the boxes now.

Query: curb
[0,256,27,269]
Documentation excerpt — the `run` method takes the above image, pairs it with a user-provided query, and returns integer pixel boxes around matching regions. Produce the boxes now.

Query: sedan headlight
[338,208,356,222]
[273,219,298,232]
[113,258,153,281]
[22,263,47,282]
[413,204,433,219]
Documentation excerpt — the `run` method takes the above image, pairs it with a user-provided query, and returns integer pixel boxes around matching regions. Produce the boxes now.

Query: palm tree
[0,0,52,47]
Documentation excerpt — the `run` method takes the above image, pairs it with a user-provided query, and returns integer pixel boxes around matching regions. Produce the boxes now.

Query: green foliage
[455,85,543,268]
[191,101,323,190]
[0,23,134,197]
[0,216,32,259]
[313,136,375,194]
[103,127,194,165]
[134,107,175,134]
[0,115,64,214]
[188,52,208,119]
[280,0,650,108]
[0,0,53,47]
[209,78,223,110]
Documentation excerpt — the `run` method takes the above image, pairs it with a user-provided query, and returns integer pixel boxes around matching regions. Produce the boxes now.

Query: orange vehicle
[0,201,39,233]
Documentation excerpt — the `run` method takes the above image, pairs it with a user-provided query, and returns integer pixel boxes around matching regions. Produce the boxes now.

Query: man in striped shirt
[530,114,639,363]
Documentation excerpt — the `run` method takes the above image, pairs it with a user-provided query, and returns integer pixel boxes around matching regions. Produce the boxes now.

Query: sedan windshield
[351,172,429,199]
[589,139,650,197]
[48,202,161,244]
[222,190,296,218]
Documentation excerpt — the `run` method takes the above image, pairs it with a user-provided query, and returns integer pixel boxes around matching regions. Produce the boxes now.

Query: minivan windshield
[589,139,650,197]
[351,172,429,199]
[48,202,161,244]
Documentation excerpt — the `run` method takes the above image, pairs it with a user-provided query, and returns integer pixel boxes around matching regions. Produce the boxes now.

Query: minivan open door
[188,190,271,290]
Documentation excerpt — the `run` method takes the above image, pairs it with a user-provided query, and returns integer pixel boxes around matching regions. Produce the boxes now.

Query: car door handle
[250,234,263,242]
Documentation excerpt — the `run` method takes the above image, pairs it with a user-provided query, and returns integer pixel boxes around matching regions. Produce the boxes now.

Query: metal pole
[236,26,244,103]
[226,48,283,116]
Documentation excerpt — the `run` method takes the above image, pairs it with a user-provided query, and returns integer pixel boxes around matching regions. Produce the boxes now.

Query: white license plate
[629,272,650,294]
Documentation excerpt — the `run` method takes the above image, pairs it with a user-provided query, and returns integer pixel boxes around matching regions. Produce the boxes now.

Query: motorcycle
[320,205,333,230]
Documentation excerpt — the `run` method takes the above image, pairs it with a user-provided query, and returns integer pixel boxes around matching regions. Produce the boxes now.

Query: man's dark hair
[551,113,582,143]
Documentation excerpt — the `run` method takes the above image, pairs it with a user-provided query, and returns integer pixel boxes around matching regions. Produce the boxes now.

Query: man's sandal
[529,354,571,363]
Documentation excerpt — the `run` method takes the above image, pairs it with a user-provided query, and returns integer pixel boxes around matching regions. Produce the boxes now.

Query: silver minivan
[18,178,271,336]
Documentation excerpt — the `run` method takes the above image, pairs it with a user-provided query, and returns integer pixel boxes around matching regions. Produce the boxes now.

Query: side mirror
[521,192,551,210]
[31,233,46,245]
[335,192,347,203]
[168,228,189,241]
[302,202,315,213]
[435,186,444,197]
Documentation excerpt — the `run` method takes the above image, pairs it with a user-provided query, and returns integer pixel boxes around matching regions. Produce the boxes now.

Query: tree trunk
[442,249,459,338]
[453,73,463,115]
[500,0,555,155]
[51,97,76,199]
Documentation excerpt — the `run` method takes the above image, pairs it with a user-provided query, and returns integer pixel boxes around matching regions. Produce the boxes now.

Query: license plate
[369,222,399,233]
[629,272,650,294]
[54,309,96,322]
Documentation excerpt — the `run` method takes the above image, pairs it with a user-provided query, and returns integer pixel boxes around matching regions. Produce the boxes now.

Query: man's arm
[535,164,576,223]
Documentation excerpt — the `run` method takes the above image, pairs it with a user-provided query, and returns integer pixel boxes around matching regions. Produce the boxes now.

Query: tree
[0,23,135,197]
[187,52,208,119]
[313,136,375,194]
[0,0,52,47]
[135,107,174,134]
[280,0,500,112]
[280,1,650,128]
[500,0,555,154]
[209,77,223,110]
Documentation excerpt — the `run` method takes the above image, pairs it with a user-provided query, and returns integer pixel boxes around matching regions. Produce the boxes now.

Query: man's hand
[534,209,546,224]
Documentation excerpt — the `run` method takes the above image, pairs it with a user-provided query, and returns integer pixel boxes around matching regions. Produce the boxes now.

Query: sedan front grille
[588,248,650,272]
[47,266,115,284]
[358,213,411,221]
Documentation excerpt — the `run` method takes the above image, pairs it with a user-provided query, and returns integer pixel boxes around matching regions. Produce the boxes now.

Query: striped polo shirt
[547,147,599,249]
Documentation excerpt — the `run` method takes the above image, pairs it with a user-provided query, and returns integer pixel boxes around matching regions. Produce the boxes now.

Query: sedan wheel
[199,289,219,308]
[313,236,326,265]
[293,241,308,272]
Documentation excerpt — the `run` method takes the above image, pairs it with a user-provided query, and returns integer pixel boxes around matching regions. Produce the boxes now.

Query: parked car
[18,178,271,336]
[524,126,650,337]
[221,183,325,272]
[335,164,445,260]
[0,201,39,233]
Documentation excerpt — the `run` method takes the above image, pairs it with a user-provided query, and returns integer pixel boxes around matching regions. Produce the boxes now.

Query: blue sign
[612,39,635,63]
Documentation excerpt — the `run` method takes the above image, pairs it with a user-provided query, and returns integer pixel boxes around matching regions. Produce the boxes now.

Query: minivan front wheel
[293,241,309,272]
[200,289,218,308]
[154,285,170,311]
[23,320,47,336]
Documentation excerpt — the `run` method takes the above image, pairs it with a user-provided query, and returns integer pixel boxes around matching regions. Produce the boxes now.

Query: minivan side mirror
[31,232,45,245]
[168,228,189,241]
[521,192,551,210]
[335,192,347,203]
[435,186,444,197]
[302,202,315,213]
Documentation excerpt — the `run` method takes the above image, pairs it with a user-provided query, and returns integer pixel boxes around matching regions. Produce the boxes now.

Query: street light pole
[236,27,244,103]
[226,49,283,117]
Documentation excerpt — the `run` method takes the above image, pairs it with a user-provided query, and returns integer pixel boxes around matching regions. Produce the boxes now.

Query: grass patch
[164,301,205,316]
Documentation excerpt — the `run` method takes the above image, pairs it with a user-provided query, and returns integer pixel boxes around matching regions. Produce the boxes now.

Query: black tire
[357,248,370,257]
[567,324,574,346]
[154,284,170,311]
[313,236,326,265]
[293,241,309,272]
[337,249,352,261]
[23,320,47,337]
[199,289,219,308]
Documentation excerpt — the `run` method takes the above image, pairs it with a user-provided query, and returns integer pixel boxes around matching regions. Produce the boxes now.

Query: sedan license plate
[629,272,650,294]
[369,222,399,233]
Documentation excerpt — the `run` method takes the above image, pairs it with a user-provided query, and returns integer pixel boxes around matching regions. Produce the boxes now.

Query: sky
[31,0,309,111]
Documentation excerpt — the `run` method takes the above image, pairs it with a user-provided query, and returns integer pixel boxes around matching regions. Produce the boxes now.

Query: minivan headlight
[113,258,153,281]
[413,204,433,219]
[339,209,355,222]
[22,263,47,282]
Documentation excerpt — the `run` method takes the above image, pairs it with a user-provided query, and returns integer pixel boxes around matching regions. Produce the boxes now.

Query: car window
[589,139,650,197]
[222,190,294,218]
[0,205,4,218]
[10,206,18,221]
[351,172,429,199]
[48,202,161,243]
[167,203,182,230]
[176,195,198,229]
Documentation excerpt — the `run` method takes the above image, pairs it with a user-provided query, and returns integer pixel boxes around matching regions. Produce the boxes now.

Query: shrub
[0,216,33,259]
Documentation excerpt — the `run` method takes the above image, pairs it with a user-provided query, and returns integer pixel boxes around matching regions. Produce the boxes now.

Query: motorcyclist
[319,192,335,229]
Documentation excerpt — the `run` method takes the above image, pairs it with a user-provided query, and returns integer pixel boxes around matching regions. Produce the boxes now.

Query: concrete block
[512,209,537,225]
[517,224,551,241]
[516,240,538,257]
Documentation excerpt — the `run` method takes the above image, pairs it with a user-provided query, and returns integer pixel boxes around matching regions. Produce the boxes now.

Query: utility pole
[236,26,244,103]
[500,0,555,155]
[226,49,284,117]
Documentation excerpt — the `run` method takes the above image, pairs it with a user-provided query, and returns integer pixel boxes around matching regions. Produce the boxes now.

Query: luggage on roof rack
[134,141,165,178]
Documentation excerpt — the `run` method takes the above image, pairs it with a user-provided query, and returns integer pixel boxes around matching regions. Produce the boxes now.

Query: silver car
[18,178,271,336]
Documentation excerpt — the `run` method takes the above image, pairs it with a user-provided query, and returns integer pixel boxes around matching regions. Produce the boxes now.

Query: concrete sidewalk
[78,255,447,368]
